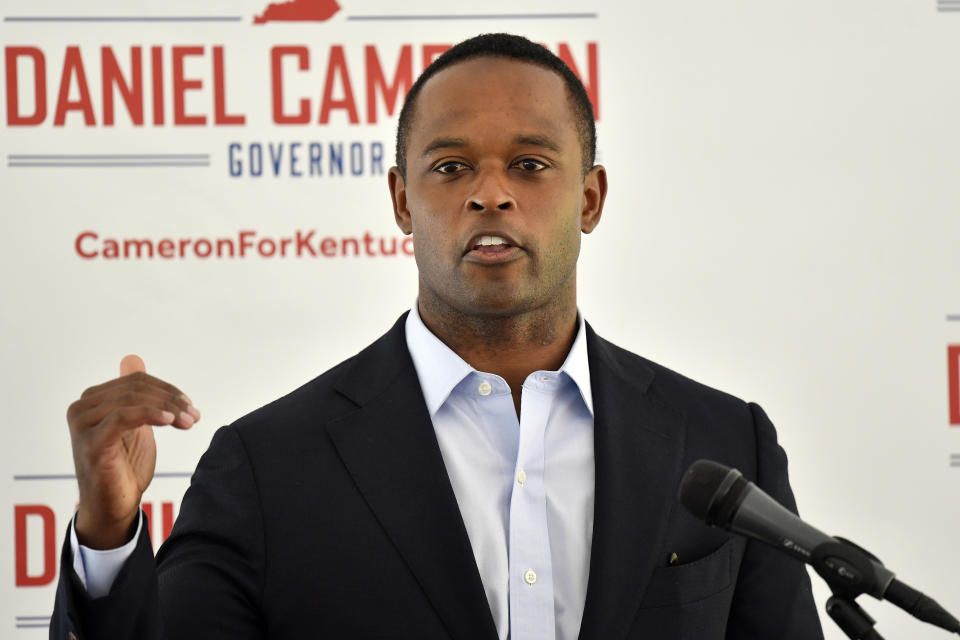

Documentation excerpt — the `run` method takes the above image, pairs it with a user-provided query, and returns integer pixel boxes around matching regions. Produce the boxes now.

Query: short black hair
[395,33,596,179]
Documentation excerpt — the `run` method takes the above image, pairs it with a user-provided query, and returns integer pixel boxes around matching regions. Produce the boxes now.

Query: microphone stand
[826,594,884,640]
[813,538,888,639]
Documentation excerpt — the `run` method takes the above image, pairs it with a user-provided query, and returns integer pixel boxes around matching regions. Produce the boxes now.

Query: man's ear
[388,167,413,235]
[580,164,608,234]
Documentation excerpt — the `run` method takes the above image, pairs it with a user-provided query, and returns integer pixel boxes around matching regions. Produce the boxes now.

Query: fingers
[80,370,192,406]
[71,388,198,432]
[68,361,201,439]
[97,405,178,443]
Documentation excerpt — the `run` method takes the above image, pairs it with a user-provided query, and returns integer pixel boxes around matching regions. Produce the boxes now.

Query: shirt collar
[405,307,474,416]
[404,305,594,417]
[561,313,594,415]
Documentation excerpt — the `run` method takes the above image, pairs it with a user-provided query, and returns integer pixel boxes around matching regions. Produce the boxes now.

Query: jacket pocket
[638,537,738,609]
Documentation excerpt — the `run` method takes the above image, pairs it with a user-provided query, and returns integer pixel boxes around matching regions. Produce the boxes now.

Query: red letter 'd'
[949,346,960,426]
[14,505,56,586]
[271,46,310,124]
[5,47,46,125]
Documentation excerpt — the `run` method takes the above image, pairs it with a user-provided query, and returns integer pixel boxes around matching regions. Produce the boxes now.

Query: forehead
[408,57,579,153]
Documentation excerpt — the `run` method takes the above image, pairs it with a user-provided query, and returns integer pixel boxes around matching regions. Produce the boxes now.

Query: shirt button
[517,469,527,485]
[524,569,537,585]
[478,381,492,396]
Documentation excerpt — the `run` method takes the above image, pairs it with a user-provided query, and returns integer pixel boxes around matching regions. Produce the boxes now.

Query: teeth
[478,235,507,246]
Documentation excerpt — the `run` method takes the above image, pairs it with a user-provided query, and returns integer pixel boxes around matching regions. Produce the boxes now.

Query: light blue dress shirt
[405,308,595,640]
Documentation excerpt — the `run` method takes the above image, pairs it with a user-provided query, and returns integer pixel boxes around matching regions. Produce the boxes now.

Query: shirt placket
[508,375,557,640]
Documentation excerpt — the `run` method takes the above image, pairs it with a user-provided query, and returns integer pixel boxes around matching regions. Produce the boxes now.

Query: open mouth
[471,235,513,253]
[463,233,523,264]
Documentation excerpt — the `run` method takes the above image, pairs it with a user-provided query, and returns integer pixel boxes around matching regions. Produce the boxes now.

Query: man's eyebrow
[421,137,467,157]
[420,134,563,157]
[512,134,561,153]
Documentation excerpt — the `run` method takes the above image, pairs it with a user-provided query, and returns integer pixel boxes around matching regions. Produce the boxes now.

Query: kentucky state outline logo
[254,0,340,24]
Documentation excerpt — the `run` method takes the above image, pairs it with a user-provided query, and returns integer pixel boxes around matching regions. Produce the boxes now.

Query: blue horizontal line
[13,474,76,480]
[15,617,50,621]
[4,16,243,22]
[16,624,49,628]
[9,162,210,167]
[346,13,597,21]
[14,472,191,480]
[8,154,209,160]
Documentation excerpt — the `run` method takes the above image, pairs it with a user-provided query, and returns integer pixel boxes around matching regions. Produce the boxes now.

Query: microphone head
[678,459,747,526]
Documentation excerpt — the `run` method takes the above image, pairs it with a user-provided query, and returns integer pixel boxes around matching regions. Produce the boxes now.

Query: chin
[461,292,537,318]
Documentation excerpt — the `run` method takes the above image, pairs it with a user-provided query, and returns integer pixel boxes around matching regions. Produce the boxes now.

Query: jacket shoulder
[589,327,751,417]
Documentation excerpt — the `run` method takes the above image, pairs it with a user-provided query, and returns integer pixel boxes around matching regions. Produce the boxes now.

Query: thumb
[120,354,146,377]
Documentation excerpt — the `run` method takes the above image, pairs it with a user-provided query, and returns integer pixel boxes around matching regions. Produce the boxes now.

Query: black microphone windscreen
[678,459,734,520]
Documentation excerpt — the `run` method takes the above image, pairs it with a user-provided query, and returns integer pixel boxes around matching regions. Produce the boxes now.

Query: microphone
[678,459,959,635]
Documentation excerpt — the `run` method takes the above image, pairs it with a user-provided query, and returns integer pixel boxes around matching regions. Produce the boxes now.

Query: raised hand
[67,355,200,549]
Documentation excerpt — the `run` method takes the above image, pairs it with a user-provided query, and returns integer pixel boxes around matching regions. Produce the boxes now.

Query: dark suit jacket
[52,314,824,639]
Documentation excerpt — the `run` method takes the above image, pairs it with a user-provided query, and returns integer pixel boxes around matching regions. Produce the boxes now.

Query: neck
[417,288,579,407]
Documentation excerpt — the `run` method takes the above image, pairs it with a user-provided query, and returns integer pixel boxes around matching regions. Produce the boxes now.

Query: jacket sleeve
[50,511,161,640]
[50,425,267,640]
[724,403,825,640]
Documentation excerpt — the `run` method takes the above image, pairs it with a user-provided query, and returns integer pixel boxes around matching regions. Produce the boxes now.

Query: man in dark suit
[53,34,824,639]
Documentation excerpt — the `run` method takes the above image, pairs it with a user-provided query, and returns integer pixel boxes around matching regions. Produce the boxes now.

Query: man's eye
[434,161,467,174]
[514,159,547,172]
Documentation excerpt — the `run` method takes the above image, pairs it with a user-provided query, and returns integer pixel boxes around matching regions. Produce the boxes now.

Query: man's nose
[465,169,516,212]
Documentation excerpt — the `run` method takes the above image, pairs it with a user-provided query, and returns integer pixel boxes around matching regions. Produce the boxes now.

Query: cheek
[407,190,456,238]
[408,213,456,274]
[538,205,585,270]
[542,192,585,241]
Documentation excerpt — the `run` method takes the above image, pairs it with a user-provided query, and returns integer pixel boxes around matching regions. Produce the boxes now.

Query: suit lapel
[326,315,499,640]
[578,326,688,640]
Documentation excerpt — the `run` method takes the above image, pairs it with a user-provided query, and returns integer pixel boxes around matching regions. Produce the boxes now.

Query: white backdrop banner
[2,1,958,638]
